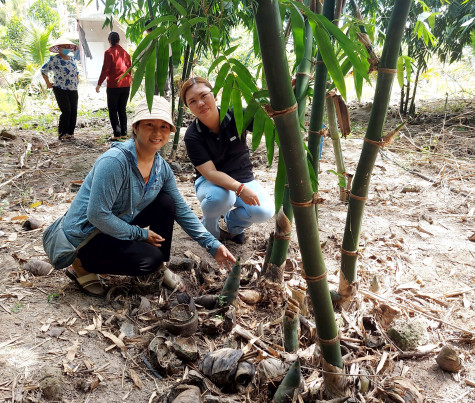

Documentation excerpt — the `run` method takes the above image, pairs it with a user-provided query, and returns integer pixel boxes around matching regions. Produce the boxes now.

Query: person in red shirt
[96,32,132,141]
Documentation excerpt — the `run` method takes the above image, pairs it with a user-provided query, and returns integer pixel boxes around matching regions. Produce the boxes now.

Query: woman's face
[133,119,171,152]
[185,83,217,120]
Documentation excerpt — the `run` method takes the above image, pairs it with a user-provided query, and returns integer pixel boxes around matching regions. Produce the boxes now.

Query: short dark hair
[180,77,213,107]
[108,31,120,46]
[145,19,154,33]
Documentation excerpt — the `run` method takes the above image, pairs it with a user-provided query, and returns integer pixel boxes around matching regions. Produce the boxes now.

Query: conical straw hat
[49,37,78,53]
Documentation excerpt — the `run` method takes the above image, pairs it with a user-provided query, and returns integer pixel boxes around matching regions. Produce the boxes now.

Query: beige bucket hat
[49,38,78,53]
[132,96,177,132]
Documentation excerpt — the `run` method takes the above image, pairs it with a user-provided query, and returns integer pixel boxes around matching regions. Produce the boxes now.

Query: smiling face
[133,119,171,153]
[185,83,219,122]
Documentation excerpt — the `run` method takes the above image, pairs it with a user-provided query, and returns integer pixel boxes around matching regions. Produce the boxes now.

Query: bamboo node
[302,270,327,283]
[274,235,291,240]
[341,247,359,257]
[296,72,313,79]
[364,137,384,147]
[265,103,298,118]
[308,128,328,137]
[377,67,397,74]
[290,192,325,207]
[348,192,368,201]
[318,330,341,345]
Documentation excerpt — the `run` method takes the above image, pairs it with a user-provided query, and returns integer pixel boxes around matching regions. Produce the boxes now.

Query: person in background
[42,96,235,298]
[181,77,274,245]
[41,38,79,141]
[96,31,132,141]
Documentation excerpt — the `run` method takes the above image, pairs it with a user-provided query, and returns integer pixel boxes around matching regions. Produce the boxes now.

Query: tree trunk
[338,0,412,304]
[169,45,194,160]
[255,0,346,396]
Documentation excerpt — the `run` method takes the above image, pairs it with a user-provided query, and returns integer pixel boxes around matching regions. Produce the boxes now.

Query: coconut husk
[378,377,424,403]
[436,345,462,372]
[24,260,53,276]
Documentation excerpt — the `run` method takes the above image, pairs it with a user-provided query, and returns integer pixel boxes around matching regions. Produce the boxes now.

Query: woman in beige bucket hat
[43,95,236,297]
[41,38,80,141]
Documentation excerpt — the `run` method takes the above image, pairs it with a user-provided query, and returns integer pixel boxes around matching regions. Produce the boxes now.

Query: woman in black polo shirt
[181,77,273,244]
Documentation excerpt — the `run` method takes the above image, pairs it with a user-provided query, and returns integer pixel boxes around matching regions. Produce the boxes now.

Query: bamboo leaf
[274,152,286,214]
[156,38,169,95]
[182,21,193,48]
[264,118,275,166]
[188,17,207,25]
[169,0,186,15]
[291,1,369,79]
[353,71,363,101]
[145,46,156,109]
[146,16,177,29]
[243,99,259,132]
[314,24,346,99]
[397,56,404,88]
[224,45,239,56]
[104,0,114,14]
[289,3,305,66]
[132,27,166,61]
[220,75,234,122]
[232,88,243,135]
[229,58,258,93]
[130,45,154,100]
[214,63,230,94]
[252,25,260,57]
[252,108,266,151]
[208,55,227,74]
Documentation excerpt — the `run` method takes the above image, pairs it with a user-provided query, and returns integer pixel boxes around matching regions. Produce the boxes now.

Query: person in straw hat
[42,96,236,297]
[41,38,79,141]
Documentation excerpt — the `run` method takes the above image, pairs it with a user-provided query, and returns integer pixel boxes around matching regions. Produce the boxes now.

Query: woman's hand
[95,85,101,93]
[146,230,165,247]
[215,245,236,270]
[239,185,260,206]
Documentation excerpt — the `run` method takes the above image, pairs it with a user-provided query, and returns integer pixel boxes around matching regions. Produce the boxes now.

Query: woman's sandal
[66,267,107,298]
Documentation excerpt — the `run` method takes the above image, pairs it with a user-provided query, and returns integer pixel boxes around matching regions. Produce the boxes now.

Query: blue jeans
[195,176,274,238]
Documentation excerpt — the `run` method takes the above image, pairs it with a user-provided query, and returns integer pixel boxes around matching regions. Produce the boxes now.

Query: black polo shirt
[184,110,254,183]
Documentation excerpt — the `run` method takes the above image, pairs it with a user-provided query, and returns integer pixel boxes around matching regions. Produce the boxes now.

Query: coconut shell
[173,336,199,362]
[436,345,462,372]
[162,303,198,336]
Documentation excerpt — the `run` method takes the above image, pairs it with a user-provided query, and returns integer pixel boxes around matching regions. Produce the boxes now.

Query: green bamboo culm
[295,18,314,125]
[325,96,347,200]
[255,0,342,376]
[220,258,242,306]
[308,0,334,184]
[339,0,412,302]
[273,359,301,403]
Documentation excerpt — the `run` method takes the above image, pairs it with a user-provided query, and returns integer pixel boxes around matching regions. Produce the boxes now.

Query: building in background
[76,4,129,81]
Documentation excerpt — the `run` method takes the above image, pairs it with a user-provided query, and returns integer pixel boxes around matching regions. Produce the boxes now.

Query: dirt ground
[0,95,474,402]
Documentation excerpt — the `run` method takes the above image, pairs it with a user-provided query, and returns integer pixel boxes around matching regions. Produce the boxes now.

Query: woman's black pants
[77,192,175,276]
[106,87,130,137]
[53,87,78,136]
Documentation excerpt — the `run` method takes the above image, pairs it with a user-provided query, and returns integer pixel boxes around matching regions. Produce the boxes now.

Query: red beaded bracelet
[236,183,245,197]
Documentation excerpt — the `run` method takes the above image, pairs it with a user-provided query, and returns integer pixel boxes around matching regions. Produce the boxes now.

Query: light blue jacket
[62,139,221,257]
